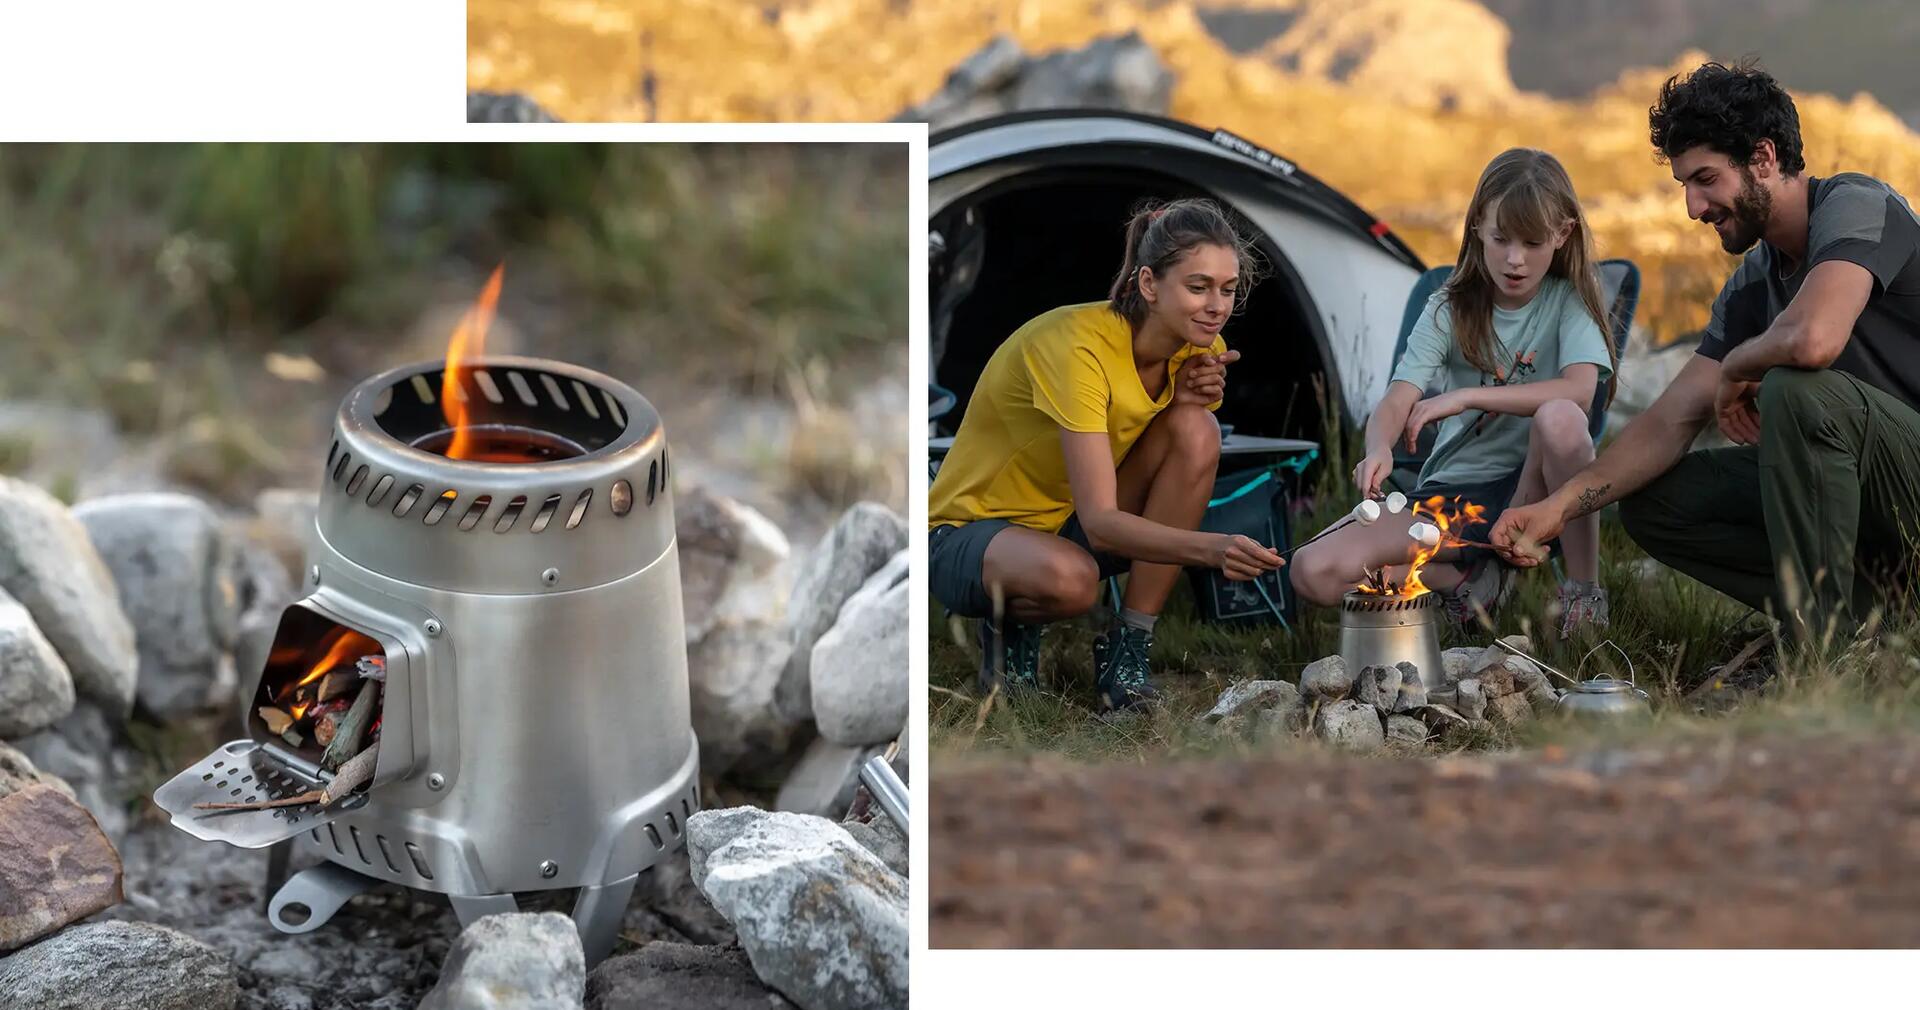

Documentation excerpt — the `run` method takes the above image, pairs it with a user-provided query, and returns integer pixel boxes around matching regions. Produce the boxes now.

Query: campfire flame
[280,626,381,700]
[440,265,505,461]
[1354,495,1490,598]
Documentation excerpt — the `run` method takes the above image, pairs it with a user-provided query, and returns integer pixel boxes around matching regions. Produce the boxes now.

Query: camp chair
[1385,258,1640,492]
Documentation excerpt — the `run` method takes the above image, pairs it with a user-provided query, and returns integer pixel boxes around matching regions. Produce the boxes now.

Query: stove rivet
[541,568,560,587]
[424,618,442,637]
[309,566,321,585]
[540,860,558,879]
[427,773,445,791]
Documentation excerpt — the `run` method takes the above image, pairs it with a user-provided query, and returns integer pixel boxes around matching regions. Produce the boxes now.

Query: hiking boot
[976,617,1043,696]
[1092,622,1160,712]
[1440,555,1509,632]
[1551,580,1611,640]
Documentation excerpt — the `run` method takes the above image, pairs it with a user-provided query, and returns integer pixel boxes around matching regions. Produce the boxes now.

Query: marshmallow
[1385,491,1408,514]
[1352,499,1381,525]
[1408,522,1440,547]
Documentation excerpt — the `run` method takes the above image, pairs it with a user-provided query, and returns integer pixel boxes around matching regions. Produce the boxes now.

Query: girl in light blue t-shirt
[1292,148,1617,638]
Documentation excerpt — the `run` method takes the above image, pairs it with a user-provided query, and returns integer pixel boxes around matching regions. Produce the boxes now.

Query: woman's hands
[1213,533,1286,581]
[1403,389,1474,452]
[1172,349,1241,407]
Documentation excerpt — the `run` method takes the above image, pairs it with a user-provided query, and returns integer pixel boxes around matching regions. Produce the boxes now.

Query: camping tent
[931,110,1427,445]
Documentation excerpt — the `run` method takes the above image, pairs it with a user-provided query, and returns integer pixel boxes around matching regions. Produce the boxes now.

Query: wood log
[258,707,293,735]
[317,669,357,703]
[321,679,378,772]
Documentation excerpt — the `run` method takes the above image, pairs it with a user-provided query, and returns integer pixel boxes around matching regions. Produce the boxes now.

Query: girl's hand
[1404,390,1470,453]
[1352,449,1394,498]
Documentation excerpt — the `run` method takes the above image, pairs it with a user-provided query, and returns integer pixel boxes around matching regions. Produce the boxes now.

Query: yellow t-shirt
[928,302,1226,534]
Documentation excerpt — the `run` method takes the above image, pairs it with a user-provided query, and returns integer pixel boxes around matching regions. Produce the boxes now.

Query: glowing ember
[440,265,506,461]
[1353,495,1489,598]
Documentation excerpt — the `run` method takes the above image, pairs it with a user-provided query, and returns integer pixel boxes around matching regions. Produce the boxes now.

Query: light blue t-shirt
[1389,275,1613,488]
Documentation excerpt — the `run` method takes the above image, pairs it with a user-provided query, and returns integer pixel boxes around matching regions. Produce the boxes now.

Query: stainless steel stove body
[1337,589,1448,691]
[154,356,698,964]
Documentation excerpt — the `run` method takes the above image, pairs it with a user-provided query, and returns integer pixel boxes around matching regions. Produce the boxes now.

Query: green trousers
[1619,367,1920,646]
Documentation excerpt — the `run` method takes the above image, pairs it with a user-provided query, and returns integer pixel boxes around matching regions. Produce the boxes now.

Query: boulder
[1392,661,1429,713]
[775,737,878,819]
[0,475,137,715]
[840,814,908,879]
[74,493,243,718]
[1487,692,1535,728]
[467,91,562,123]
[0,586,75,737]
[776,502,906,723]
[587,941,795,1010]
[687,624,794,777]
[1298,654,1352,700]
[687,808,907,1010]
[0,921,236,1010]
[0,740,70,800]
[1441,647,1479,683]
[418,912,586,1010]
[1385,714,1429,747]
[1198,679,1300,724]
[1471,649,1518,697]
[1313,699,1385,752]
[1353,663,1389,713]
[904,32,1173,130]
[678,488,794,776]
[11,700,132,845]
[0,781,123,953]
[810,551,909,747]
[1455,678,1489,721]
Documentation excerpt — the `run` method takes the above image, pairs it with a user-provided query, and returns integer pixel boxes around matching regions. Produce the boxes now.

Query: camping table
[927,433,1319,476]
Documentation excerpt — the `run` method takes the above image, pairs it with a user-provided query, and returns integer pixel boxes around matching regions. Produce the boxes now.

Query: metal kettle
[1555,674,1651,719]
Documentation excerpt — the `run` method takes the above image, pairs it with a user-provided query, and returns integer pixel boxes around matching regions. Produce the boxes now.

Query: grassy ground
[929,427,1920,767]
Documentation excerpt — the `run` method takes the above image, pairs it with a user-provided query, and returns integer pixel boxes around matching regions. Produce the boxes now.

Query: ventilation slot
[506,370,539,407]
[375,834,401,874]
[572,380,600,419]
[348,825,369,864]
[611,480,633,516]
[604,391,626,428]
[366,474,395,507]
[565,488,593,530]
[409,374,437,405]
[666,811,680,836]
[530,494,562,533]
[393,483,425,518]
[473,370,505,405]
[660,448,669,486]
[647,461,658,506]
[645,824,664,850]
[422,490,457,526]
[539,373,569,410]
[332,452,351,484]
[405,842,433,880]
[457,495,492,531]
[326,823,344,855]
[326,440,339,470]
[494,495,527,533]
[344,465,369,497]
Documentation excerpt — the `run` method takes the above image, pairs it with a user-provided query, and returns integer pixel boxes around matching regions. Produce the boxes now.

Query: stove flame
[441,265,505,461]
[1353,495,1489,598]
[282,626,381,699]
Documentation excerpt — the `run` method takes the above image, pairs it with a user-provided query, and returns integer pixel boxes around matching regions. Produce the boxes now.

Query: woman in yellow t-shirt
[928,198,1286,711]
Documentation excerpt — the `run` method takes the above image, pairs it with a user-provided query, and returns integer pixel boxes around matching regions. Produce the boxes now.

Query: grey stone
[1298,654,1352,700]
[1393,661,1429,713]
[687,808,907,1010]
[841,813,908,878]
[1456,678,1488,721]
[1353,663,1386,712]
[1527,677,1562,712]
[688,624,795,777]
[810,551,909,747]
[1441,647,1479,683]
[468,91,562,123]
[0,740,69,801]
[1385,713,1429,746]
[418,912,585,1010]
[679,488,794,776]
[0,585,75,737]
[945,34,1025,93]
[247,487,317,582]
[775,736,877,819]
[586,941,795,1010]
[75,492,243,718]
[1198,679,1299,724]
[0,921,233,1010]
[0,475,137,716]
[1471,648,1518,697]
[1313,699,1385,752]
[776,502,906,723]
[1488,691,1535,728]
[11,700,129,845]
[1011,32,1173,115]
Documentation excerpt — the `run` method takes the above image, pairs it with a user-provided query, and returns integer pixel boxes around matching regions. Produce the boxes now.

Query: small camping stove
[153,355,698,964]
[1337,590,1448,691]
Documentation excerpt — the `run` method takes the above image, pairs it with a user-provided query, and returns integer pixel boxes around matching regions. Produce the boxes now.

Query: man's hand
[1715,377,1762,445]
[1489,499,1560,568]
[1173,349,1241,407]
[1352,448,1394,499]
[1404,389,1472,453]
[1213,533,1285,581]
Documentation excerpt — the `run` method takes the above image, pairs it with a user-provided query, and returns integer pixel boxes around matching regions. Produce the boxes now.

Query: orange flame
[441,265,505,461]
[1355,495,1489,598]
[281,626,381,700]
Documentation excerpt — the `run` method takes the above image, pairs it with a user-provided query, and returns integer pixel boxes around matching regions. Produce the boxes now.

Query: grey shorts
[928,516,1129,619]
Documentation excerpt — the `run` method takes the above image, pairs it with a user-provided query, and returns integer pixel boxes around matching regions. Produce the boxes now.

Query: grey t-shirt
[1391,275,1614,488]
[1697,173,1920,410]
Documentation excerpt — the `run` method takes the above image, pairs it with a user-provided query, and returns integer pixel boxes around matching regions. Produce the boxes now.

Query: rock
[0,781,123,953]
[775,737,878,819]
[0,740,70,801]
[904,32,1173,130]
[679,488,794,776]
[1198,678,1299,724]
[687,808,907,1010]
[1441,647,1479,683]
[1456,678,1488,721]
[1393,661,1428,713]
[1298,654,1352,700]
[0,475,138,715]
[841,813,908,878]
[0,920,236,1009]
[687,622,794,778]
[1487,692,1535,728]
[640,849,737,948]
[586,941,795,1010]
[74,492,243,719]
[0,586,75,737]
[777,502,906,723]
[1256,704,1311,737]
[1312,699,1385,752]
[810,551,909,747]
[1471,648,1518,697]
[247,487,317,583]
[1385,713,1429,747]
[1527,677,1563,712]
[1495,633,1534,655]
[419,912,586,1010]
[467,91,562,123]
[11,700,132,845]
[1353,663,1387,712]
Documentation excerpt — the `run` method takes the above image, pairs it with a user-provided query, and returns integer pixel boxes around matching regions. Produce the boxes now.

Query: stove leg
[448,892,520,927]
[268,862,379,934]
[262,839,293,915]
[572,872,639,967]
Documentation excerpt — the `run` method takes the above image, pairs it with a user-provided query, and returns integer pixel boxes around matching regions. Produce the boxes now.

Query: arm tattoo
[1571,483,1611,519]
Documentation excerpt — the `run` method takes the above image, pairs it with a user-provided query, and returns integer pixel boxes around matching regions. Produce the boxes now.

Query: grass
[929,423,1920,768]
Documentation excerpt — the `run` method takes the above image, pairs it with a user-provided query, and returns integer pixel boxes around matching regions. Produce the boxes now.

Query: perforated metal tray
[152,739,368,849]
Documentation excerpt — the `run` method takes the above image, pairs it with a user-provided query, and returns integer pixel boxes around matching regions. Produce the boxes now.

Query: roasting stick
[1278,496,1393,561]
[193,744,380,812]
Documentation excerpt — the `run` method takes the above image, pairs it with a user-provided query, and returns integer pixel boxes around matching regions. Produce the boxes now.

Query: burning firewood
[322,679,379,772]
[258,707,294,735]
[317,669,358,703]
[193,743,379,812]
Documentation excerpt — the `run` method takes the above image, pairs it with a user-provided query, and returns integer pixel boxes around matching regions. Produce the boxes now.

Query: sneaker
[976,617,1043,696]
[1551,581,1610,640]
[1092,623,1160,711]
[1440,555,1510,631]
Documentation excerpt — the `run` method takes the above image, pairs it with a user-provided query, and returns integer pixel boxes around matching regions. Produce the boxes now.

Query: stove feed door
[152,739,369,849]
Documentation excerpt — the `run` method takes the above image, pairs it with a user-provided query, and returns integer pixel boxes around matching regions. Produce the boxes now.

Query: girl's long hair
[1444,148,1615,405]
[1108,197,1262,329]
